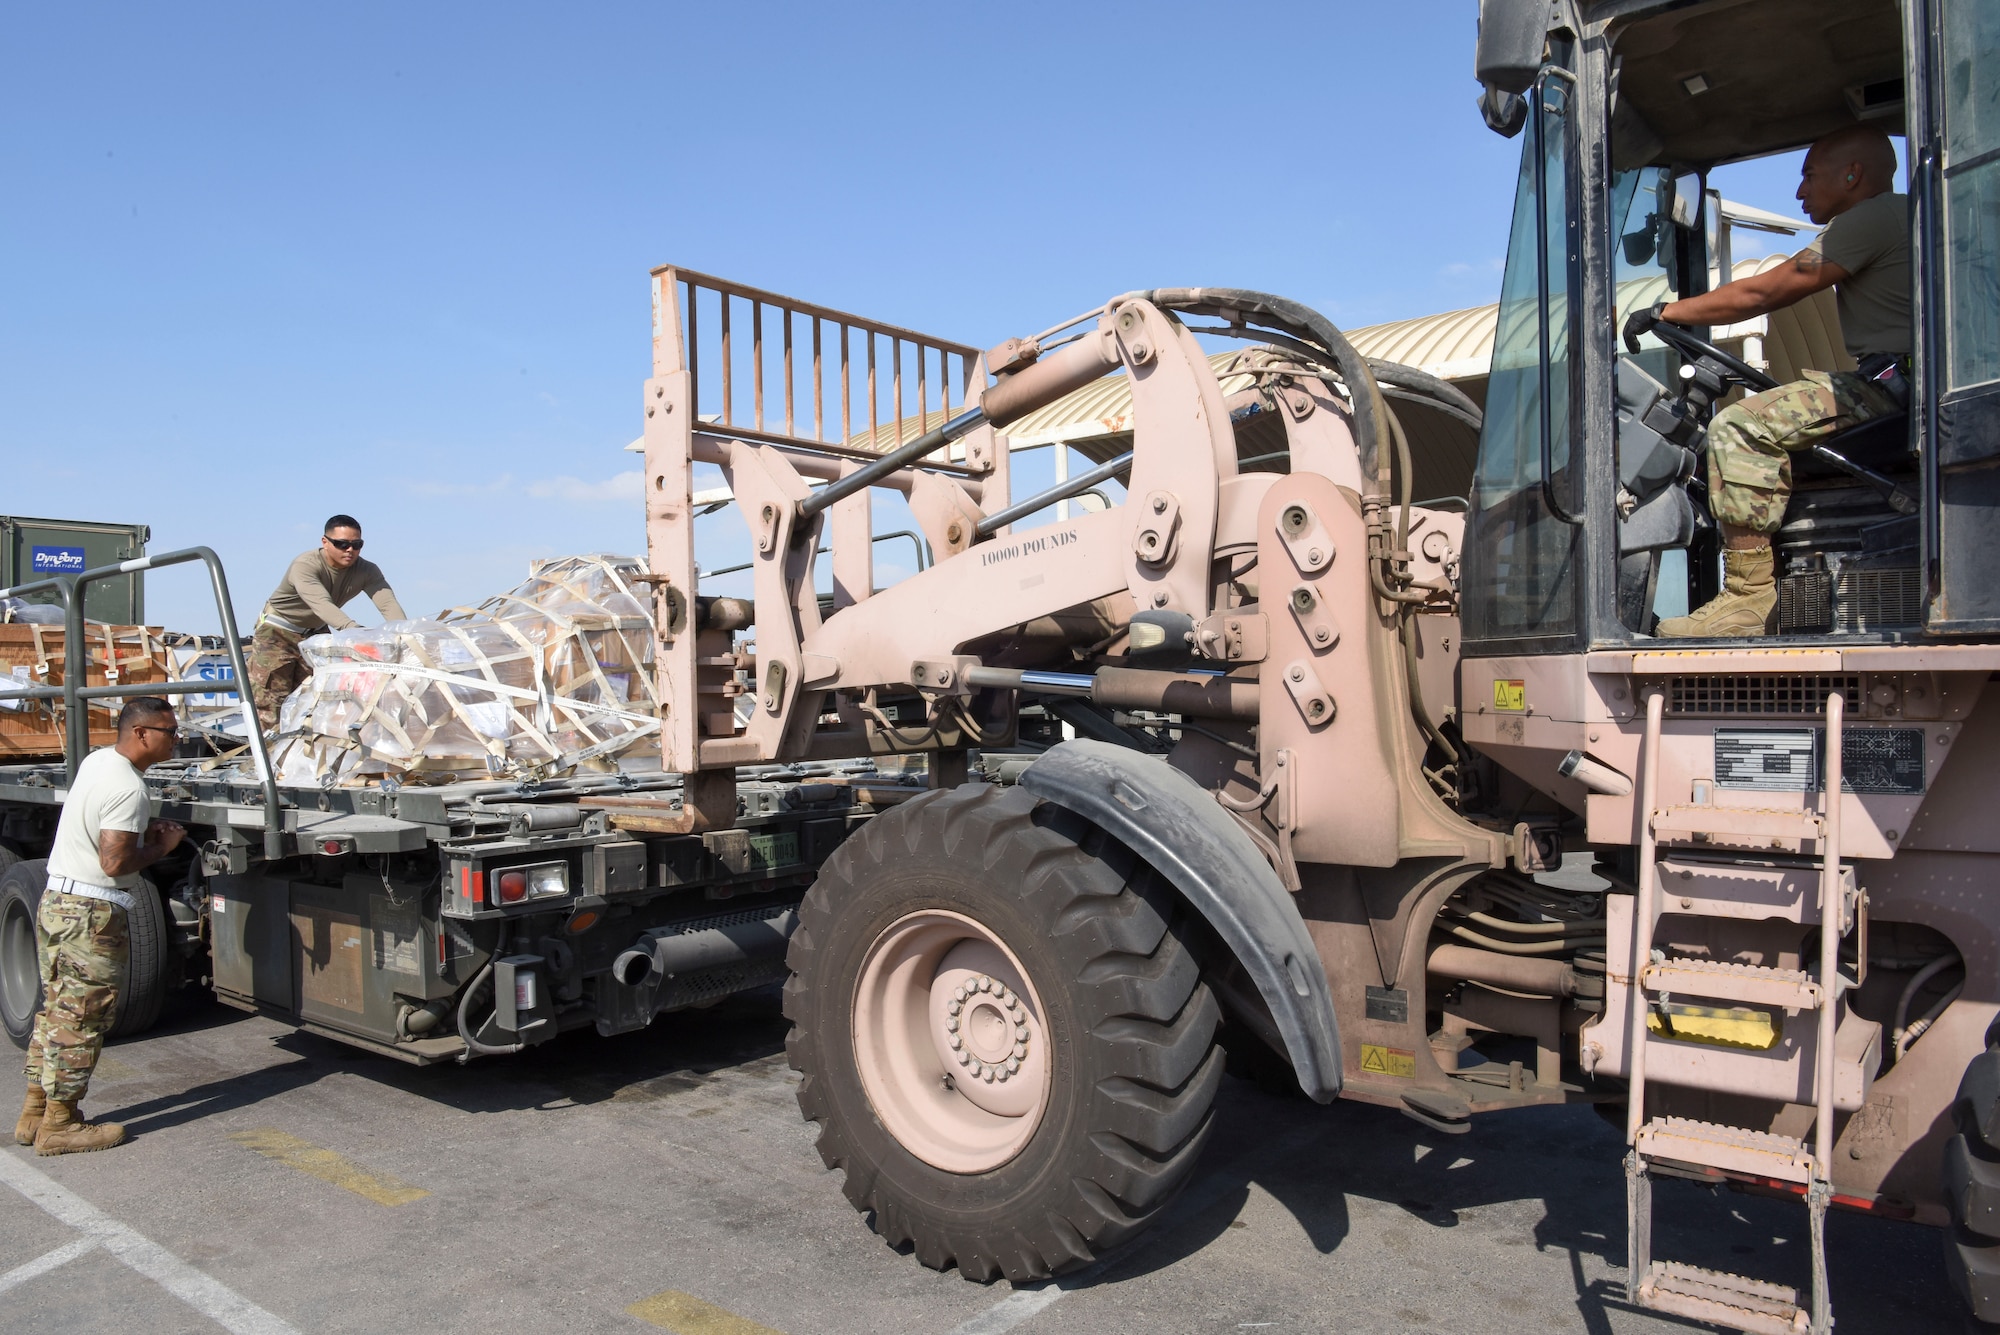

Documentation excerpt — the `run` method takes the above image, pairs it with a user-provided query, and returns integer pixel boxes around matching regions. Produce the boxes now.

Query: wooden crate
[0,623,170,760]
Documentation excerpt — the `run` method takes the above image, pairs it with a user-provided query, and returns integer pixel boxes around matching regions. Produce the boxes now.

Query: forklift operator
[1623,122,1910,638]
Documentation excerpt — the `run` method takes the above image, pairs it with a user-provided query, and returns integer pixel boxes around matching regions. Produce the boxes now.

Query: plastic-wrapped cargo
[267,555,660,786]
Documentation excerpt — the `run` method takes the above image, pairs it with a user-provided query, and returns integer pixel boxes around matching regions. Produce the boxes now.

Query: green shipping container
[0,515,150,623]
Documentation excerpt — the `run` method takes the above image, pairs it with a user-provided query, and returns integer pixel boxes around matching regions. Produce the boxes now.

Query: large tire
[112,875,170,1037]
[784,784,1223,1283]
[1946,1047,2000,1327]
[0,858,169,1048]
[0,860,46,1049]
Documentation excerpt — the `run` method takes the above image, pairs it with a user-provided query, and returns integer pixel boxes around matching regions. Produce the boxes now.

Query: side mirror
[1622,221,1658,267]
[1475,0,1548,95]
[1479,86,1529,138]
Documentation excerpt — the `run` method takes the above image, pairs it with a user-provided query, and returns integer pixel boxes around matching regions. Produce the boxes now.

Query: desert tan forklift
[626,2,2000,1332]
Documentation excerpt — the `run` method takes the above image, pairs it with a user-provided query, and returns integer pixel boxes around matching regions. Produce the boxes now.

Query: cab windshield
[1462,72,1579,647]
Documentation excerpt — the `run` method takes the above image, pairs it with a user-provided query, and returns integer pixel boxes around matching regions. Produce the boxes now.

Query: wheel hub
[851,910,1053,1173]
[942,973,1031,1083]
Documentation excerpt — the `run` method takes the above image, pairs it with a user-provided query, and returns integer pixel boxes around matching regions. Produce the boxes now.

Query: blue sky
[3,3,1818,633]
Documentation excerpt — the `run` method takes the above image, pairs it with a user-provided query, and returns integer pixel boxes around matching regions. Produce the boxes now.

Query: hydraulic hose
[1440,922,1606,955]
[1891,952,1963,1060]
[1138,288,1390,491]
[1456,909,1606,936]
[1367,359,1486,432]
[455,961,523,1060]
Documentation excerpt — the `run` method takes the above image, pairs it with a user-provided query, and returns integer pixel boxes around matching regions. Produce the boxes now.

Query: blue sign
[30,546,87,574]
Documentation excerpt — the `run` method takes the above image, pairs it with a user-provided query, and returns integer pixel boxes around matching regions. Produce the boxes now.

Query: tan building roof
[826,256,1853,504]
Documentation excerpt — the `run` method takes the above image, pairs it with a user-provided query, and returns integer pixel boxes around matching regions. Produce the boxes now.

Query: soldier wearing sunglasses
[246,514,406,735]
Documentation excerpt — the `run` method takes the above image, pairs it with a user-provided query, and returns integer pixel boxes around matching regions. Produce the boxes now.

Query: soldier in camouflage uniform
[1623,124,1910,637]
[15,697,183,1155]
[244,621,309,734]
[248,514,404,734]
[1703,369,1903,533]
[21,896,129,1117]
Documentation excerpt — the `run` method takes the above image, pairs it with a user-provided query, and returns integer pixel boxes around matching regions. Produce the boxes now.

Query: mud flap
[1020,740,1342,1102]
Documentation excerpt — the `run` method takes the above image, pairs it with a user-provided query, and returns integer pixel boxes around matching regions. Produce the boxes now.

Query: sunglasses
[325,537,364,552]
[132,724,185,739]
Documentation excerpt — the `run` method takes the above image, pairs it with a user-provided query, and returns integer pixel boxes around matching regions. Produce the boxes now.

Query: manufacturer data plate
[1715,729,1816,790]
[1713,728,1927,795]
[1841,727,1927,794]
[1364,986,1408,1024]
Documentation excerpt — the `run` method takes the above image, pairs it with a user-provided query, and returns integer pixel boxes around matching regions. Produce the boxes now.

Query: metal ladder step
[1652,805,1822,853]
[1641,957,1823,1010]
[1635,1260,1808,1335]
[1635,1116,1816,1184]
[1624,687,1845,1333]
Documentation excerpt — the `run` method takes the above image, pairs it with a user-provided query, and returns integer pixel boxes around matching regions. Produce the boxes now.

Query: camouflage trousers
[22,891,127,1102]
[1705,369,1903,533]
[246,622,308,734]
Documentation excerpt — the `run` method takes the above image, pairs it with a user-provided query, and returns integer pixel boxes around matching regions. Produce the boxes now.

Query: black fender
[1020,739,1341,1102]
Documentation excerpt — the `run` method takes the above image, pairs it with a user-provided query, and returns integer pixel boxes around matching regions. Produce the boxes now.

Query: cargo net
[268,555,659,786]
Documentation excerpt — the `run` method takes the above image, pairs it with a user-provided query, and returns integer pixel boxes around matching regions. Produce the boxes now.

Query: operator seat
[1786,408,1913,481]
[1775,407,1920,633]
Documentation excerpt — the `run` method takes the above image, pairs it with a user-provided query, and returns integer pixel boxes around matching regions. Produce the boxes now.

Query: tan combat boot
[33,1099,126,1155]
[1658,546,1778,638]
[14,1084,45,1146]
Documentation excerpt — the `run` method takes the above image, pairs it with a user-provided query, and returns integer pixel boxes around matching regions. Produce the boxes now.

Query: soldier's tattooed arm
[1660,246,1850,327]
[97,821,187,879]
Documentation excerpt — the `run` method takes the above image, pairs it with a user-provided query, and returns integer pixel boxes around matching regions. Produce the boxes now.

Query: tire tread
[786,783,1223,1282]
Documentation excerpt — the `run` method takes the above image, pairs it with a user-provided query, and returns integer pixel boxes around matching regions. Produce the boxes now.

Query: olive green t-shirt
[262,550,406,633]
[1806,191,1911,360]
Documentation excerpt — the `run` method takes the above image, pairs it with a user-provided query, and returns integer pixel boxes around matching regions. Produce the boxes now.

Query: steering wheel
[1639,319,1780,394]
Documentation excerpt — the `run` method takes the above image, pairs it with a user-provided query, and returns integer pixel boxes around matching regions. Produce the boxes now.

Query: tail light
[496,862,569,905]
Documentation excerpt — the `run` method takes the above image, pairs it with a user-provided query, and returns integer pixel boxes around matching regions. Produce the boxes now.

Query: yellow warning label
[1493,678,1526,712]
[1359,1043,1416,1078]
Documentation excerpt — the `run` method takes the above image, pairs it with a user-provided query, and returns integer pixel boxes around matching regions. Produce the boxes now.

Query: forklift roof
[1605,0,1904,168]
[1481,0,1905,168]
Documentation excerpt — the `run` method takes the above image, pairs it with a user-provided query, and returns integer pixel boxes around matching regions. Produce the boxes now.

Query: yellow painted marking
[228,1127,430,1206]
[1647,1004,1782,1051]
[1492,679,1526,712]
[626,1290,784,1335]
[1360,1043,1415,1078]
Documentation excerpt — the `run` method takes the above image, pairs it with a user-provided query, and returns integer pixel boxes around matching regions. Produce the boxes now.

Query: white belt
[259,612,311,635]
[45,875,135,911]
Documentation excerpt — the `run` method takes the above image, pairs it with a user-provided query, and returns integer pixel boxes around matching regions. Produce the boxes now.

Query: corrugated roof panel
[833,258,1846,457]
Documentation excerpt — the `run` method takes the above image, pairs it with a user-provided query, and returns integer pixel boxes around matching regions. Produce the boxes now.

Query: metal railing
[0,547,284,860]
[659,265,981,458]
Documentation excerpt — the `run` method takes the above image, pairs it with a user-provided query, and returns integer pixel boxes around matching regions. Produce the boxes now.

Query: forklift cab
[1460,0,2000,654]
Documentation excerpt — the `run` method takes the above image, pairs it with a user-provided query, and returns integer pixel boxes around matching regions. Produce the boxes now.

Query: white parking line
[0,1151,303,1334]
[0,1237,99,1295]
[946,1284,1065,1335]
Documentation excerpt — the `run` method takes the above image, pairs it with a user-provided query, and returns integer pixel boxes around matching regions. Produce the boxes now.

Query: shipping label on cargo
[1,665,29,711]
[174,652,240,707]
[30,546,87,574]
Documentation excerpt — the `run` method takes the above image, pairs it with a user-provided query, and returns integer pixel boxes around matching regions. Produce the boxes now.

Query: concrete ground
[0,993,1963,1335]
